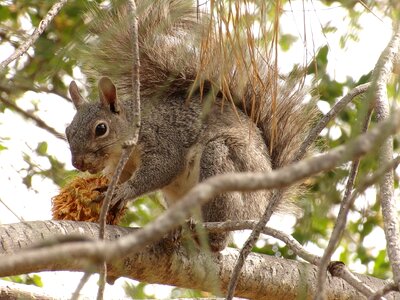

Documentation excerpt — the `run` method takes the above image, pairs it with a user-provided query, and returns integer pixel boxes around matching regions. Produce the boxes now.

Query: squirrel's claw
[109,184,130,211]
[92,184,128,212]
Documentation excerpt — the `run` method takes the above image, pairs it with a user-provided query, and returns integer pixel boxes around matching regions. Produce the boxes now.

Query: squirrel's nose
[72,156,85,170]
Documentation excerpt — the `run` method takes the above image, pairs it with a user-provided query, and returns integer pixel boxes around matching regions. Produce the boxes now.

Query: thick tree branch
[0,109,399,284]
[373,23,400,290]
[0,220,397,299]
[0,279,58,300]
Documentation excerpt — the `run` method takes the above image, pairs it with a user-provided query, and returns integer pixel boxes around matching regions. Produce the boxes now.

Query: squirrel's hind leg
[199,136,271,252]
[200,138,250,252]
[199,139,239,251]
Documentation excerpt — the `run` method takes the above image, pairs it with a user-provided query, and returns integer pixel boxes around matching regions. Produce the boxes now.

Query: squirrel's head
[66,77,128,175]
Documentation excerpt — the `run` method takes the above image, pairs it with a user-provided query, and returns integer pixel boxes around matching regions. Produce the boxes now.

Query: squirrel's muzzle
[72,155,85,171]
[72,154,103,174]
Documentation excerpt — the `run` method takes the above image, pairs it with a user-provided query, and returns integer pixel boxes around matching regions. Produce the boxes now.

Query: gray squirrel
[65,0,317,251]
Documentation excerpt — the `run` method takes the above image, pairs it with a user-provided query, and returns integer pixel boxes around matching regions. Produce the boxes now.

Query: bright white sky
[0,1,396,298]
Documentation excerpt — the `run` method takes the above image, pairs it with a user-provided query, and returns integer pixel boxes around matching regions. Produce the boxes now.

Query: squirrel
[65,0,317,252]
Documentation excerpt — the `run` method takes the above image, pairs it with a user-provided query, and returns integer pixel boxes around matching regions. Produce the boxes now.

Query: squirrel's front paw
[94,183,130,211]
[108,183,131,210]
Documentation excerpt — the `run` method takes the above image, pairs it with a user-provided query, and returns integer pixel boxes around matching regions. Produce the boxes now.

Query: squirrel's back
[67,0,319,251]
[79,0,316,170]
[68,0,318,232]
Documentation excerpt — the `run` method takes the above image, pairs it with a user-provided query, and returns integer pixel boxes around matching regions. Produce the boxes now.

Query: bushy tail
[240,78,318,169]
[79,0,318,170]
[80,0,201,101]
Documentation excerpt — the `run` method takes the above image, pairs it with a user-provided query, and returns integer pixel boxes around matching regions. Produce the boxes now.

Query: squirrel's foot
[109,183,130,208]
[185,219,229,252]
[93,183,130,212]
[96,185,129,209]
[207,232,229,252]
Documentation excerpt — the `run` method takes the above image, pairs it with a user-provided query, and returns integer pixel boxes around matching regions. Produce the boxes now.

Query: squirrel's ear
[69,81,86,109]
[98,77,119,113]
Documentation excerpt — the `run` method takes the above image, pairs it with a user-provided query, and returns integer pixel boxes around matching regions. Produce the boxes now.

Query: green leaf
[0,6,11,21]
[373,250,390,279]
[36,142,48,155]
[124,282,155,299]
[31,274,43,287]
[279,34,298,52]
[307,45,329,75]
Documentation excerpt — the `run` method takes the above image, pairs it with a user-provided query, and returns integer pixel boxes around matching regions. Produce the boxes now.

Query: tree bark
[0,279,60,300]
[0,220,398,300]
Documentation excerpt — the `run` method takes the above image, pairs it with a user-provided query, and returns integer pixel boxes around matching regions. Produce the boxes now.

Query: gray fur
[66,0,318,251]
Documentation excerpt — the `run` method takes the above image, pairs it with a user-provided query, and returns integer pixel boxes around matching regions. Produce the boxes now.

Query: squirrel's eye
[95,123,108,137]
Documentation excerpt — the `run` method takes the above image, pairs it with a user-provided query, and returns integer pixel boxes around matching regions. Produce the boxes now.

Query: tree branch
[295,82,371,162]
[0,0,68,70]
[373,23,400,291]
[0,279,58,300]
[369,282,398,300]
[204,220,320,265]
[316,105,373,298]
[0,109,399,298]
[0,96,66,141]
[0,220,397,299]
[97,1,141,297]
[227,81,373,299]
[315,23,400,300]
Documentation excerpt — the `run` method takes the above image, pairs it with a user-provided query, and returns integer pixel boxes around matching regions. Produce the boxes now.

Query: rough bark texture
[0,220,398,300]
[373,24,400,287]
[0,280,57,300]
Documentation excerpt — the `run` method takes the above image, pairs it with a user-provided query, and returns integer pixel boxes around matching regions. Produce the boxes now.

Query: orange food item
[52,175,126,225]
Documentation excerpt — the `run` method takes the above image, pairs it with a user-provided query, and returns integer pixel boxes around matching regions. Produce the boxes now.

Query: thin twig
[71,271,92,300]
[316,155,400,298]
[127,0,141,132]
[97,1,141,298]
[328,262,379,298]
[315,105,373,299]
[97,0,141,240]
[295,82,371,161]
[204,220,320,265]
[226,189,282,299]
[0,81,71,103]
[368,282,398,300]
[0,96,66,141]
[96,262,106,300]
[0,0,68,70]
[207,152,400,281]
[0,198,24,222]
